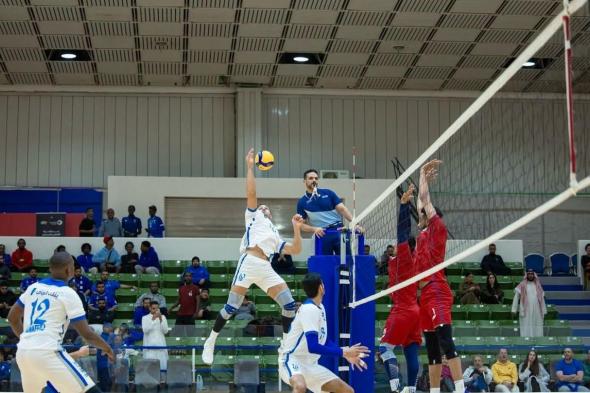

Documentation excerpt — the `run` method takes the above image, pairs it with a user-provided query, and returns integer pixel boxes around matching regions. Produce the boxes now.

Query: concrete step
[545,291,590,299]
[539,276,582,286]
[555,305,590,314]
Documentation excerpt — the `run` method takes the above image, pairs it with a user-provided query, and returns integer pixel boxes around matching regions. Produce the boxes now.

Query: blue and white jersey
[17,278,86,351]
[239,208,286,258]
[296,188,343,229]
[281,300,327,365]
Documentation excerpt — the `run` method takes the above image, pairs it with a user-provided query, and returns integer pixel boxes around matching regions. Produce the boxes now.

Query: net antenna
[349,0,590,308]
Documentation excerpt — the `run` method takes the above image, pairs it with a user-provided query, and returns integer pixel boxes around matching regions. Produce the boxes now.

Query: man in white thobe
[512,269,547,337]
[142,300,169,382]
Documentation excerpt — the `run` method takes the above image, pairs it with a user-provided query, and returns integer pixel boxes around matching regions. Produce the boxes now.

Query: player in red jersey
[416,160,464,393]
[379,184,421,393]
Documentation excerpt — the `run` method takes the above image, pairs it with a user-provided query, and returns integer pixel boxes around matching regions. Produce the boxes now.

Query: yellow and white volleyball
[255,150,274,171]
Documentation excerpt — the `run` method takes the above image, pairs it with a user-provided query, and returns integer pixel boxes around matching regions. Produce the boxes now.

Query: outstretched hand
[421,159,442,182]
[343,343,370,371]
[291,214,304,229]
[246,148,255,169]
[400,184,415,204]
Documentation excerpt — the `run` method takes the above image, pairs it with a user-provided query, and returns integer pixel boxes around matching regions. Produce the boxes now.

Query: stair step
[539,276,582,286]
[559,314,590,320]
[556,305,590,313]
[548,299,590,306]
[542,285,583,291]
[572,329,590,336]
[544,291,590,299]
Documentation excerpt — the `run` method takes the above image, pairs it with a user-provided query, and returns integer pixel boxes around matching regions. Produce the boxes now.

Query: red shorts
[419,281,453,331]
[381,306,422,347]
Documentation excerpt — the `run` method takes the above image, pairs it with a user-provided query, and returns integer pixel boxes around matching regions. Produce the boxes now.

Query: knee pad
[378,343,397,362]
[220,291,244,320]
[379,344,399,383]
[424,331,442,365]
[275,289,297,318]
[436,324,458,359]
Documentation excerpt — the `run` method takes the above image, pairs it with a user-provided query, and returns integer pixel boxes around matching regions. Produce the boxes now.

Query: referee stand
[308,229,376,392]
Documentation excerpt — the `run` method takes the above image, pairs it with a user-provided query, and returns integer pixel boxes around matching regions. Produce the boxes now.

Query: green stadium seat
[116,288,141,303]
[161,288,179,298]
[208,288,230,303]
[559,336,582,346]
[116,303,136,319]
[251,287,272,304]
[257,303,279,317]
[453,320,478,337]
[546,305,559,319]
[451,305,467,320]
[445,265,463,276]
[139,274,162,287]
[262,355,278,367]
[160,274,181,288]
[116,273,139,286]
[204,260,229,274]
[462,262,481,273]
[210,274,231,288]
[488,304,513,320]
[376,304,392,320]
[477,320,501,337]
[544,320,571,336]
[162,260,188,274]
[466,304,490,320]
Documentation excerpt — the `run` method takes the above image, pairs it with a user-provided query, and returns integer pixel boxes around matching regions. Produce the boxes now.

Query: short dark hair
[302,272,323,298]
[490,243,496,247]
[125,241,134,248]
[17,238,25,244]
[141,240,151,248]
[149,205,157,211]
[192,256,200,263]
[81,243,91,251]
[150,300,160,307]
[86,207,93,212]
[128,205,135,210]
[56,245,66,252]
[586,243,590,251]
[0,281,8,287]
[386,244,394,249]
[96,281,105,287]
[303,169,319,180]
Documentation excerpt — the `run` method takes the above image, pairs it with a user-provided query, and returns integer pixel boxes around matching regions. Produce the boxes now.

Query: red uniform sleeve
[427,215,447,264]
[387,256,397,289]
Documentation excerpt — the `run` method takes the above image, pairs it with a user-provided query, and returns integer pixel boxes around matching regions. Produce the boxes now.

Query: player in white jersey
[279,273,370,393]
[202,149,304,365]
[7,252,114,393]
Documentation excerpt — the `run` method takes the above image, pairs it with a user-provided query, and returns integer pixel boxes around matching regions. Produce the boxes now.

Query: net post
[562,0,578,187]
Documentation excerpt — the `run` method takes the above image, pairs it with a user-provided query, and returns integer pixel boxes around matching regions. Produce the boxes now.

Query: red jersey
[388,242,418,309]
[177,283,200,316]
[416,214,447,283]
[11,249,33,271]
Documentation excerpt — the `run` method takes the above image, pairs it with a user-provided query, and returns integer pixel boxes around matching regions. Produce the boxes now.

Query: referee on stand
[297,169,356,255]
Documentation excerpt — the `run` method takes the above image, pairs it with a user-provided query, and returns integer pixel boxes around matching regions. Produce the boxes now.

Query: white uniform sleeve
[244,208,260,226]
[15,286,30,308]
[298,305,321,334]
[63,287,87,322]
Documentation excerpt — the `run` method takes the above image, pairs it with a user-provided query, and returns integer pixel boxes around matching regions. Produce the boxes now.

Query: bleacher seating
[550,252,573,276]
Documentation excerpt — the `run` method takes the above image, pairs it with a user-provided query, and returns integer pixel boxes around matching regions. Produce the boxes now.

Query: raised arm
[397,184,415,244]
[418,159,442,219]
[282,215,304,255]
[245,148,257,210]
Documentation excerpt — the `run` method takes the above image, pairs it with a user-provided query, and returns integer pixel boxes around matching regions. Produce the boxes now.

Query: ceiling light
[293,56,309,63]
[46,49,91,61]
[279,52,324,65]
[522,60,536,67]
[60,53,77,59]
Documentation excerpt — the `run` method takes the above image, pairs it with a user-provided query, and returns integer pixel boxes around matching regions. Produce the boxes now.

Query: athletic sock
[430,388,440,393]
[454,379,465,392]
[208,330,219,340]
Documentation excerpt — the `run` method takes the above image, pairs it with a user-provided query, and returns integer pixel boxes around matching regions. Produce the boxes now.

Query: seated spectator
[0,244,11,268]
[93,270,135,299]
[120,242,139,274]
[94,236,121,273]
[88,298,116,325]
[463,355,493,392]
[481,243,512,275]
[136,241,161,274]
[235,295,256,321]
[197,289,211,320]
[55,245,78,266]
[89,281,117,311]
[271,252,296,275]
[170,272,200,328]
[379,245,395,275]
[555,348,590,392]
[98,208,123,237]
[10,238,33,272]
[519,350,550,392]
[184,256,209,288]
[122,205,142,237]
[482,272,504,304]
[77,243,96,274]
[133,298,151,327]
[583,349,590,388]
[69,266,92,298]
[492,348,520,392]
[142,300,169,381]
[68,280,88,312]
[146,205,165,238]
[79,207,96,237]
[0,282,16,319]
[441,355,455,392]
[457,272,481,305]
[96,323,114,392]
[20,268,39,292]
[0,257,10,281]
[117,322,142,346]
[135,282,167,315]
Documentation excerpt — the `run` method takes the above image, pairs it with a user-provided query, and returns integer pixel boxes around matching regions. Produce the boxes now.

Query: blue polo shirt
[69,275,92,295]
[555,358,584,389]
[122,215,142,237]
[20,276,39,292]
[297,188,343,228]
[147,216,165,238]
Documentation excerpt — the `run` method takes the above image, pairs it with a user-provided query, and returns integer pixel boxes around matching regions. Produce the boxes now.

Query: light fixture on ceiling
[45,49,91,61]
[293,56,310,63]
[279,52,324,65]
[503,57,553,70]
[60,53,77,59]
[522,60,536,67]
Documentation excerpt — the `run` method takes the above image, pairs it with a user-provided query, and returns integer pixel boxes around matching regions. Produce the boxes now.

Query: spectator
[122,205,142,237]
[582,349,590,388]
[234,295,256,321]
[136,241,161,274]
[519,350,550,392]
[142,300,169,381]
[135,282,167,315]
[441,355,456,392]
[99,208,124,237]
[79,207,96,237]
[146,205,165,238]
[134,297,151,327]
[271,252,296,275]
[96,323,114,392]
[94,236,121,273]
[77,243,96,274]
[69,266,92,298]
[481,244,512,275]
[55,245,78,266]
[364,244,371,255]
[20,267,39,292]
[0,244,11,268]
[197,289,211,320]
[555,348,590,392]
[183,256,209,288]
[0,282,16,319]
[170,272,200,326]
[10,238,33,272]
[482,272,504,305]
[88,298,116,325]
[0,256,10,281]
[457,272,481,305]
[0,352,10,385]
[379,245,395,275]
[512,269,546,337]
[120,242,139,274]
[492,348,520,392]
[93,270,135,298]
[68,280,88,312]
[463,355,493,392]
[89,281,117,311]
[117,322,141,346]
[582,244,590,289]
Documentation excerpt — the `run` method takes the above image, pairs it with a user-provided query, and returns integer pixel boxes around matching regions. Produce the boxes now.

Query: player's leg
[379,342,400,392]
[403,342,420,393]
[288,374,308,393]
[48,350,97,393]
[424,330,442,393]
[267,282,297,333]
[435,324,464,393]
[16,350,46,393]
[321,378,354,393]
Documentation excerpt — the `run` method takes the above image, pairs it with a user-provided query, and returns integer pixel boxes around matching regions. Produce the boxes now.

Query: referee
[297,169,355,255]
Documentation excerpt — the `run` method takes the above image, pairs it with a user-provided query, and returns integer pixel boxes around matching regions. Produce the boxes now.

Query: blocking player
[279,272,370,393]
[379,184,421,393]
[416,160,464,393]
[7,252,114,393]
[202,149,303,365]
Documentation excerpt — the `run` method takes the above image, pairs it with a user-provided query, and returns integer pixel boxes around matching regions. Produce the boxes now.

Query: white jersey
[281,300,328,365]
[240,208,286,258]
[17,278,86,351]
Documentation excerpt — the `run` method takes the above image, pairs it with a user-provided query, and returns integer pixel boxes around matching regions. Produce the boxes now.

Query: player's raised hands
[421,159,442,182]
[343,343,370,371]
[291,214,304,229]
[401,184,415,204]
[246,148,255,169]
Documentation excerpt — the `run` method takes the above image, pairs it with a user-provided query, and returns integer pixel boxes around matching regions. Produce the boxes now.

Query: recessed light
[522,60,536,67]
[60,53,77,59]
[46,49,91,61]
[279,52,324,65]
[293,56,309,63]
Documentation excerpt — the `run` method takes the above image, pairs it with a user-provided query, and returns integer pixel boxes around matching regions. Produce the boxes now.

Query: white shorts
[279,356,339,393]
[17,348,95,393]
[232,254,286,292]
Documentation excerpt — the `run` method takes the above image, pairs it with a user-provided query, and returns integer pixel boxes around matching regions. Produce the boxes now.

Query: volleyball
[255,150,274,171]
